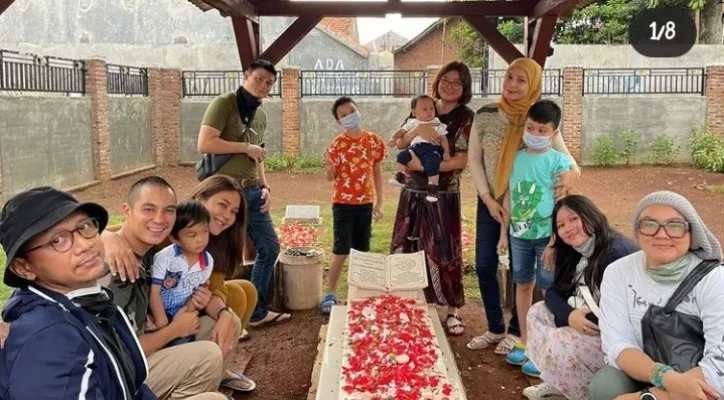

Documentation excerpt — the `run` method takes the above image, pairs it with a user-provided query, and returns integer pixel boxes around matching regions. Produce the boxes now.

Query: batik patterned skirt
[390,187,464,308]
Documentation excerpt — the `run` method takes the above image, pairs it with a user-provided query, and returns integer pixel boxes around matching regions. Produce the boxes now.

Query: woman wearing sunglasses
[591,191,724,400]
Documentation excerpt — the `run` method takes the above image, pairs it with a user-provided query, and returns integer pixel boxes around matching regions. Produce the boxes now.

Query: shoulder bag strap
[579,285,602,319]
[664,260,720,313]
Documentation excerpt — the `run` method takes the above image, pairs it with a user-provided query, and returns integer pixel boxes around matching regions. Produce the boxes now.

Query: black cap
[0,186,109,288]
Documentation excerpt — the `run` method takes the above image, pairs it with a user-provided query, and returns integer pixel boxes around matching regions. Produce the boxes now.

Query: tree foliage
[449,20,486,68]
[555,0,643,44]
[448,0,721,66]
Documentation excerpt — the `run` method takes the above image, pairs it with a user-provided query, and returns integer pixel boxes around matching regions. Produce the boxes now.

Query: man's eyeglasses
[637,218,690,239]
[24,218,100,254]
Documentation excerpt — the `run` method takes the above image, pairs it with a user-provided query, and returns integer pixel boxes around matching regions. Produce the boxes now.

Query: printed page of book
[348,249,388,291]
[387,251,428,290]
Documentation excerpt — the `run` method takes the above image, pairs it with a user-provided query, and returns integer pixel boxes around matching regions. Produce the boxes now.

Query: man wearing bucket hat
[0,186,157,399]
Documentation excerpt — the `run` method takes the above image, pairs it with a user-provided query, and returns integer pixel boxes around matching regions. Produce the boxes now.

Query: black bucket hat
[0,186,109,288]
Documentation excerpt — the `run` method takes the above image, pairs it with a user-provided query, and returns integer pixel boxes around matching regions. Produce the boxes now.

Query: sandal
[248,311,291,328]
[220,371,256,392]
[494,333,520,355]
[320,293,338,315]
[466,331,506,350]
[445,314,465,336]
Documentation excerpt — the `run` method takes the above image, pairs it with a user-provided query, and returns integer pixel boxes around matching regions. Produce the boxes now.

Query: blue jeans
[475,197,520,336]
[509,236,554,289]
[397,142,443,177]
[245,187,281,322]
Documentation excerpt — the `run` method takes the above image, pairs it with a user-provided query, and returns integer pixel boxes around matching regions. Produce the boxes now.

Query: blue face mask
[523,131,552,150]
[340,112,362,130]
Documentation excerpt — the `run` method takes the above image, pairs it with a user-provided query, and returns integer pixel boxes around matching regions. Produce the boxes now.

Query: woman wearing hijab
[467,58,581,354]
[591,190,724,400]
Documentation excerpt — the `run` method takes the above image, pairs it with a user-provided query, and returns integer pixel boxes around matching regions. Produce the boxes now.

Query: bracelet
[650,363,673,388]
[217,307,232,319]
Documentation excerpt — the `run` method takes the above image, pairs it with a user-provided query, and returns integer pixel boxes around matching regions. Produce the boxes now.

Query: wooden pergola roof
[181,0,589,70]
[0,0,590,69]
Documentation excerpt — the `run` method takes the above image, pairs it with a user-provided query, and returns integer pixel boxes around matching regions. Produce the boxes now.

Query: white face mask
[523,131,552,149]
[340,112,362,130]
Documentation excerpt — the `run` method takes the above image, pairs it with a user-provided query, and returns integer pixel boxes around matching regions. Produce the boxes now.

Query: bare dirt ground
[72,165,724,400]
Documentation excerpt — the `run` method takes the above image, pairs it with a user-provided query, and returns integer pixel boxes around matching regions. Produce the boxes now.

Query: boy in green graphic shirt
[498,100,573,376]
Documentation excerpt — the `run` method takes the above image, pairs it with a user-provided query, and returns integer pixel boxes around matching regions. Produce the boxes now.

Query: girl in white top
[592,190,724,400]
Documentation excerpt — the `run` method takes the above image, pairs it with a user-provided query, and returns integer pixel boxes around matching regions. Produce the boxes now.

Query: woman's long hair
[189,175,247,276]
[552,195,615,295]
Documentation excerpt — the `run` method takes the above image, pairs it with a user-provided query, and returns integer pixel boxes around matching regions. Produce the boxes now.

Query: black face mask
[236,86,262,125]
[73,291,136,398]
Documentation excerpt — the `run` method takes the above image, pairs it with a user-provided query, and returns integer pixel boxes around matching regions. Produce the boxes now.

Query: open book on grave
[347,249,428,302]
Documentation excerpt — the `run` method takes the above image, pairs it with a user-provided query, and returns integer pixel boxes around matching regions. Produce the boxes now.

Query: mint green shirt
[509,148,572,240]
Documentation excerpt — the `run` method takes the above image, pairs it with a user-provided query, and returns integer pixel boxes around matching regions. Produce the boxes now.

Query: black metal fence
[0,49,85,94]
[300,70,426,97]
[472,68,562,96]
[181,70,282,98]
[107,64,148,96]
[583,68,705,95]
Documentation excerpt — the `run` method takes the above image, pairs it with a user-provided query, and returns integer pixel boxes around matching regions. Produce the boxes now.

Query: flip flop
[248,311,291,328]
[320,293,338,315]
[445,314,465,336]
[220,371,256,392]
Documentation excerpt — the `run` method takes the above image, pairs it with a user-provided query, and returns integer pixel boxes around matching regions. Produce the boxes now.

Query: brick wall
[161,69,181,166]
[86,59,111,181]
[394,20,459,71]
[281,67,301,154]
[318,17,359,46]
[5,61,724,196]
[561,67,584,161]
[706,65,724,137]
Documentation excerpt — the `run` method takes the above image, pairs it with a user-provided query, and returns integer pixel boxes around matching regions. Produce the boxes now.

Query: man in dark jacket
[0,186,156,400]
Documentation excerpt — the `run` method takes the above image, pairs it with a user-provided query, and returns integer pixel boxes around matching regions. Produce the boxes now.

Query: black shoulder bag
[641,259,721,372]
[196,91,257,181]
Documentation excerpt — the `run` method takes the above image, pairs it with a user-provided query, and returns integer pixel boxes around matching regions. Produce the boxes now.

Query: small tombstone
[282,205,322,225]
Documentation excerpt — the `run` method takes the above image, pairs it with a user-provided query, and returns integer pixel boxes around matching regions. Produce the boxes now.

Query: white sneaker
[522,382,567,399]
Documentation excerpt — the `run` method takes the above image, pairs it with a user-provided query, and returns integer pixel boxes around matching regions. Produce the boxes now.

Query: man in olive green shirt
[197,59,290,326]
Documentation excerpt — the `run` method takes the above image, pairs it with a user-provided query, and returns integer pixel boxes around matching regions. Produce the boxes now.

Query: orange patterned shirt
[327,130,387,205]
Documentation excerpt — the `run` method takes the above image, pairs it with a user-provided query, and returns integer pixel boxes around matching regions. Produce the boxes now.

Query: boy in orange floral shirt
[320,96,387,315]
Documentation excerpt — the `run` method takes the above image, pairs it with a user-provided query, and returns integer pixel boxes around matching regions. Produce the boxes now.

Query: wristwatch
[639,388,658,400]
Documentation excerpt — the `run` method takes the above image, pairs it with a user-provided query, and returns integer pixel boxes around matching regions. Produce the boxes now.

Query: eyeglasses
[24,218,100,254]
[637,218,690,239]
[440,77,463,89]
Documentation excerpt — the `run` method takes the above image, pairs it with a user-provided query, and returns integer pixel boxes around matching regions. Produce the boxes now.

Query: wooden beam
[256,1,531,17]
[232,17,260,70]
[529,0,588,20]
[0,0,16,16]
[260,15,323,65]
[527,16,557,67]
[203,0,258,22]
[464,16,524,64]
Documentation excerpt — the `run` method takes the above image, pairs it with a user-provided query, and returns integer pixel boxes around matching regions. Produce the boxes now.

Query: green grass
[709,184,724,194]
[273,199,481,302]
[0,252,9,306]
[0,202,481,307]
